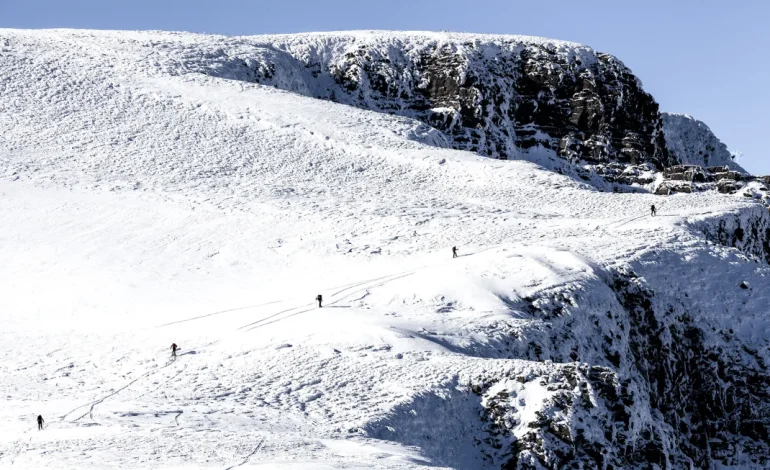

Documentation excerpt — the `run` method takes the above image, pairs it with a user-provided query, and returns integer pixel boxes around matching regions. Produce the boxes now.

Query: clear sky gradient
[2,0,768,173]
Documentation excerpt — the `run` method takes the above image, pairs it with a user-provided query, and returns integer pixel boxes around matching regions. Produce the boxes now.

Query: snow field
[1,29,768,468]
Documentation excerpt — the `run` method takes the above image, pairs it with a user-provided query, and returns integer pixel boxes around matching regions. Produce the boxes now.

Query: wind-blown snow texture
[1,29,769,469]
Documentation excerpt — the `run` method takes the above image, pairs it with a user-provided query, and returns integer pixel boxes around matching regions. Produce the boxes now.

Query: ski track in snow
[224,436,266,470]
[62,359,178,423]
[0,28,768,469]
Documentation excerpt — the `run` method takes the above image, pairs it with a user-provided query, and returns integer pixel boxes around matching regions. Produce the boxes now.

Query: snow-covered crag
[193,31,673,171]
[184,31,760,192]
[662,113,744,171]
[1,29,769,469]
[654,113,755,196]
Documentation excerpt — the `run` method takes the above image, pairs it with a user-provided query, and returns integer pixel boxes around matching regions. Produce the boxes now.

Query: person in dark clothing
[452,246,458,258]
[650,204,657,216]
[171,343,179,359]
[316,295,323,308]
[37,415,44,430]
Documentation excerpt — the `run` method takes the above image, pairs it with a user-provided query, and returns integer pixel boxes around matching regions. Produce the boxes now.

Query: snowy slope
[1,28,674,179]
[662,113,745,171]
[0,29,769,469]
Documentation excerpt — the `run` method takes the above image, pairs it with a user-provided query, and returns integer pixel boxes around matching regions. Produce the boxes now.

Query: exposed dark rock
[693,209,770,263]
[656,181,692,194]
[714,171,745,182]
[611,271,770,468]
[468,251,770,468]
[717,179,741,194]
[192,33,762,194]
[656,164,758,195]
[198,33,673,172]
[708,165,731,173]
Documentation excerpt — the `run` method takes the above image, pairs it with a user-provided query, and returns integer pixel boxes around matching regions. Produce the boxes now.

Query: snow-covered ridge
[1,28,769,468]
[0,28,667,171]
[2,28,741,182]
[247,29,590,48]
[181,29,666,168]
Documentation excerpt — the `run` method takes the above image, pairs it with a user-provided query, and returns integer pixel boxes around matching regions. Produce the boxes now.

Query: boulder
[717,180,741,194]
[708,166,731,173]
[656,182,692,194]
[667,172,688,181]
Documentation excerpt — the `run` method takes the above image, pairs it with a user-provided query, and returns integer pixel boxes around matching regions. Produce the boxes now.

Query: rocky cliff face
[692,205,770,263]
[359,204,770,469]
[471,241,770,468]
[193,32,674,171]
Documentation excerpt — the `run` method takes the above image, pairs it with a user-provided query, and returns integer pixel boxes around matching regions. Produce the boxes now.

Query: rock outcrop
[691,206,770,264]
[653,164,768,199]
[196,32,674,171]
[194,33,759,191]
[470,254,770,468]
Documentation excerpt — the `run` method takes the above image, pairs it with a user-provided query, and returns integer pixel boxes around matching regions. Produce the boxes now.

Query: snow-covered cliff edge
[191,31,674,170]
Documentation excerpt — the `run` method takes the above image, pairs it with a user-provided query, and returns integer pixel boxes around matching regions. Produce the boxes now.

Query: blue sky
[2,0,768,173]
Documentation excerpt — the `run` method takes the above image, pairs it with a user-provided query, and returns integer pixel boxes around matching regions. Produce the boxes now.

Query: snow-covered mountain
[1,29,769,469]
[187,30,675,171]
[662,112,745,171]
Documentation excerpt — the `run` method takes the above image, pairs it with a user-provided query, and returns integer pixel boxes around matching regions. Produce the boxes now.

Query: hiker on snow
[171,343,179,359]
[650,204,657,216]
[452,246,458,258]
[316,294,323,308]
[37,415,44,431]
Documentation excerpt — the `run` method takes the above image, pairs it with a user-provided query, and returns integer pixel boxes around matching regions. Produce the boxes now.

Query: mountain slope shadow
[361,380,495,469]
